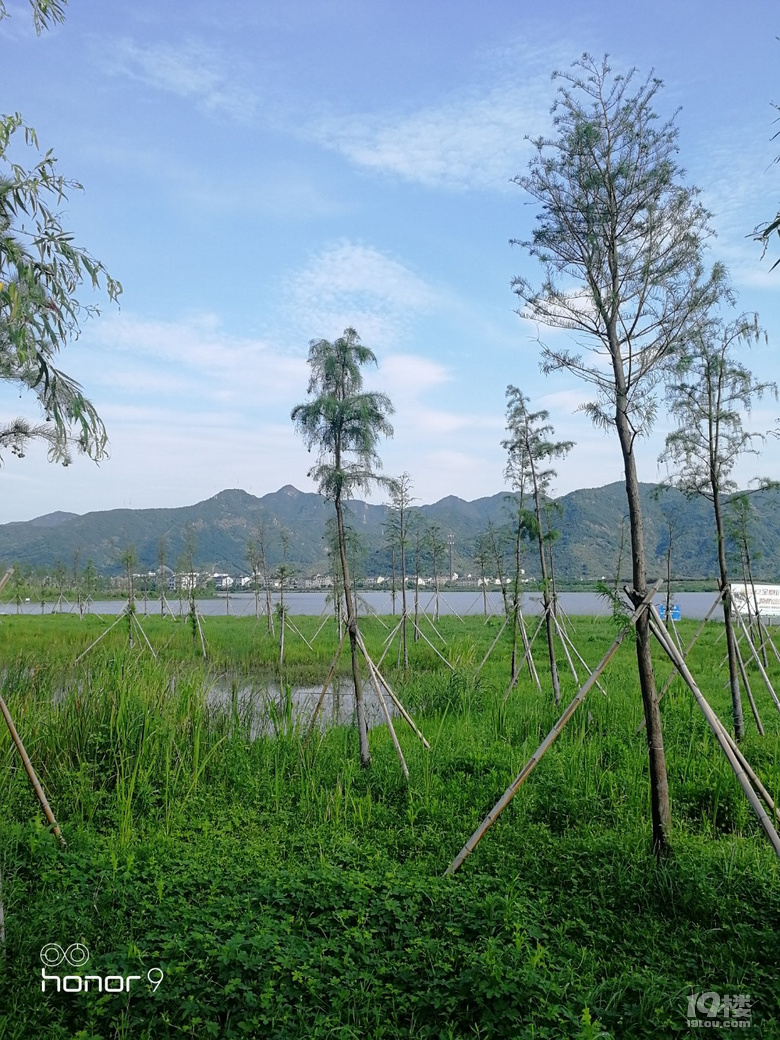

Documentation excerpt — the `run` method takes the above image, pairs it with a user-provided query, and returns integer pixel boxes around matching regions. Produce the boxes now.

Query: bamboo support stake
[637,592,723,734]
[445,589,658,876]
[438,594,466,622]
[669,614,685,652]
[195,609,207,660]
[0,693,65,847]
[361,650,409,780]
[354,631,430,748]
[750,615,780,666]
[419,605,447,644]
[132,613,158,659]
[734,636,765,736]
[502,614,546,703]
[303,628,348,746]
[284,616,315,652]
[414,622,455,672]
[475,615,509,674]
[648,608,780,861]
[376,614,406,671]
[659,593,723,700]
[553,615,607,698]
[310,612,331,644]
[734,606,780,715]
[75,610,127,663]
[717,717,778,822]
[555,614,580,684]
[518,609,542,692]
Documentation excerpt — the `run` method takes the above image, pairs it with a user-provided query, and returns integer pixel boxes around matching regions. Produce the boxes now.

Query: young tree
[727,493,769,663]
[0,5,121,465]
[291,328,394,768]
[81,558,98,612]
[274,528,297,667]
[503,387,573,705]
[425,520,446,623]
[385,473,415,666]
[157,537,168,617]
[411,516,424,640]
[473,532,491,616]
[120,545,137,646]
[661,314,777,739]
[512,55,722,854]
[484,520,510,616]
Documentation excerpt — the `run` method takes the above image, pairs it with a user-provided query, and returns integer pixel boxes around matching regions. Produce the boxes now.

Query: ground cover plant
[1,612,779,1038]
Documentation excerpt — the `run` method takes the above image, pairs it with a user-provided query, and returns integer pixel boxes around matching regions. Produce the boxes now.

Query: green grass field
[1,611,779,1038]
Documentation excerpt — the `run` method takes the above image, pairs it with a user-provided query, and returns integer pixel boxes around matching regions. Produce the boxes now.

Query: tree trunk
[615,392,671,856]
[530,456,561,706]
[713,488,745,740]
[400,537,409,668]
[414,542,420,642]
[336,491,371,768]
[511,520,523,681]
[744,541,769,668]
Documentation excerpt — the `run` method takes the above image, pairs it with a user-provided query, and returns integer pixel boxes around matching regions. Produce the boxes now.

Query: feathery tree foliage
[661,313,777,739]
[512,54,723,855]
[0,0,120,465]
[291,328,394,768]
[503,387,573,705]
[385,472,415,668]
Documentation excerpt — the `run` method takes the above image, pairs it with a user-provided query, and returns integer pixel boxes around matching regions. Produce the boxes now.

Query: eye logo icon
[40,944,90,968]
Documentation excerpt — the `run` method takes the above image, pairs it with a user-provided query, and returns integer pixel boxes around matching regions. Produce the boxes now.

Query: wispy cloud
[309,82,547,191]
[282,241,441,347]
[81,312,306,407]
[100,37,258,122]
[304,38,570,191]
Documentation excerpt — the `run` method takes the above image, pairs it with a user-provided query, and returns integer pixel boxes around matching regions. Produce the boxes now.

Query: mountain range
[2,482,780,583]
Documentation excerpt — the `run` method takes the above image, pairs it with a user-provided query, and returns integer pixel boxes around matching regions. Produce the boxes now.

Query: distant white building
[169,572,199,591]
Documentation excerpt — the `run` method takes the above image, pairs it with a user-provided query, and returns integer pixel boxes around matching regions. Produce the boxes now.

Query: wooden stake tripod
[303,621,429,778]
[75,602,158,664]
[446,582,780,875]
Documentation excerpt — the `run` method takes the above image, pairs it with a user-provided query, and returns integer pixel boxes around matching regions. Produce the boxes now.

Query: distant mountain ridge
[2,482,780,582]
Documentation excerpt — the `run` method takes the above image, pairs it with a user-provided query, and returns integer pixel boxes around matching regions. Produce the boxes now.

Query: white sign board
[731,583,780,618]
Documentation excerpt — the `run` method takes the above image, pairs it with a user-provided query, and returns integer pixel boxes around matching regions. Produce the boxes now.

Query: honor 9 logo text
[40,943,164,994]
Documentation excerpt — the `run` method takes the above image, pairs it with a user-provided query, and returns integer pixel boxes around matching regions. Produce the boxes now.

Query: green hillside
[2,482,779,582]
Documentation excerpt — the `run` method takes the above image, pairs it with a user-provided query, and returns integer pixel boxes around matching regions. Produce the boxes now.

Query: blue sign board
[658,604,681,621]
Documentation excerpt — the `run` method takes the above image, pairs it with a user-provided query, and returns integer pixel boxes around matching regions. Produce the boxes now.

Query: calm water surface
[3,590,728,620]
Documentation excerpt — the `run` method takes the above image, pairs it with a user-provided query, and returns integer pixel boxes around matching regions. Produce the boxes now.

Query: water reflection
[210,676,390,738]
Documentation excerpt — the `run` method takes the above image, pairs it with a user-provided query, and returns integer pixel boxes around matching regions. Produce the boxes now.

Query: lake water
[209,677,392,737]
[2,589,730,620]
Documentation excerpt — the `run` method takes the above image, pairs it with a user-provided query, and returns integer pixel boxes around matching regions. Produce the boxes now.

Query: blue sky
[0,0,778,522]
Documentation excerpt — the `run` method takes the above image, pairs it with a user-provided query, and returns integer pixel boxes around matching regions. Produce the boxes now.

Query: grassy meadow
[0,609,779,1038]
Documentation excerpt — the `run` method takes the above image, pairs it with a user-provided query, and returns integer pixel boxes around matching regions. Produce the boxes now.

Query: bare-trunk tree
[503,388,572,705]
[662,317,776,739]
[513,55,723,854]
[386,473,415,667]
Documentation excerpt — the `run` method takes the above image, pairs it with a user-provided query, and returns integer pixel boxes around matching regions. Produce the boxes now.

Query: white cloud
[309,81,545,191]
[101,37,258,122]
[375,354,451,399]
[303,36,573,191]
[282,241,441,347]
[87,312,306,403]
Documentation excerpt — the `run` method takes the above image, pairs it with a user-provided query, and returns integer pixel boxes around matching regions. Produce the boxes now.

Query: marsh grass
[1,615,779,1037]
